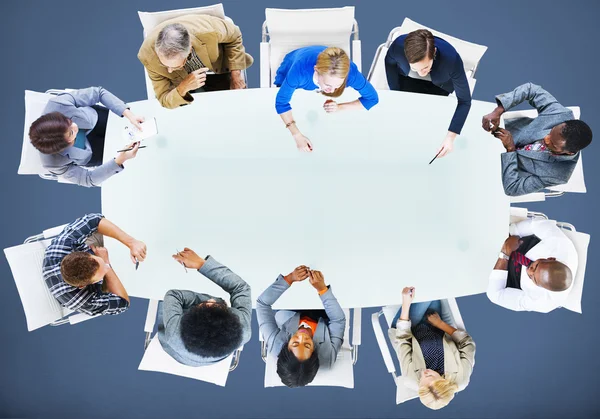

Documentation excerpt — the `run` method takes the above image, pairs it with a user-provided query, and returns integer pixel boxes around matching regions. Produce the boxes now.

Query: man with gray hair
[138,14,253,109]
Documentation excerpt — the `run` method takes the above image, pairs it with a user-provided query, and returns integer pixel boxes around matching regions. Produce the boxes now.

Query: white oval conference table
[101,88,509,309]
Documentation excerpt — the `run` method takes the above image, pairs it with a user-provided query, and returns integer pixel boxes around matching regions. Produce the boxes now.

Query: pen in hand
[428,149,443,165]
[118,145,147,153]
[175,249,188,273]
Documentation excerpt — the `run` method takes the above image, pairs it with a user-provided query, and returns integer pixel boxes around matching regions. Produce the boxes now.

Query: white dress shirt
[487,219,578,313]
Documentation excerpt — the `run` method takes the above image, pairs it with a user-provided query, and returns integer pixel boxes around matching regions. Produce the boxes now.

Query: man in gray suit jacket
[482,83,592,196]
[29,86,144,187]
[257,266,346,387]
[157,248,252,367]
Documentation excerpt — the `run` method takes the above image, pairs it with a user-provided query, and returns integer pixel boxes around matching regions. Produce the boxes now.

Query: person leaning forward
[138,14,253,109]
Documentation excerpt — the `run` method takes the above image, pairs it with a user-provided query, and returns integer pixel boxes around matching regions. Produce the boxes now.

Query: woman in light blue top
[29,86,145,187]
[274,46,379,152]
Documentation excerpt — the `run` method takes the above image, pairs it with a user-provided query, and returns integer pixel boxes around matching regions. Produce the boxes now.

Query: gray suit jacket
[496,83,579,196]
[256,275,346,369]
[41,87,128,187]
[157,256,252,367]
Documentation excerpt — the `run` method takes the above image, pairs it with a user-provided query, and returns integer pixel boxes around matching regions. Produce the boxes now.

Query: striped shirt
[183,48,206,74]
[42,213,129,316]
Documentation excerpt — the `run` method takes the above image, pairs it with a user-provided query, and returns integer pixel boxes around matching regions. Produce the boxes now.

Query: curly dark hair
[29,112,72,154]
[276,344,320,387]
[60,252,100,287]
[561,120,592,153]
[180,304,243,358]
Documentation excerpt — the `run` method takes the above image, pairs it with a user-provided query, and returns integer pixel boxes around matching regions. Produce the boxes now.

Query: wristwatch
[498,252,510,261]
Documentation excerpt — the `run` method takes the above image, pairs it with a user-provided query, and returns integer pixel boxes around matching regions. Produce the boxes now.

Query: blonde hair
[315,47,350,98]
[418,377,459,410]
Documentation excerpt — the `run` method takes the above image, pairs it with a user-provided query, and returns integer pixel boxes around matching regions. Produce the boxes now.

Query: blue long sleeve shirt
[385,35,472,134]
[274,46,379,114]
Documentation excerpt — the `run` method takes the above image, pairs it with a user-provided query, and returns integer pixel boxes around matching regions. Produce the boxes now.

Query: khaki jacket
[389,320,476,391]
[138,14,253,108]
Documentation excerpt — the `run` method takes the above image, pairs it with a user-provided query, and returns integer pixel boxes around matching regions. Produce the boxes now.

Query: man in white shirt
[486,218,578,313]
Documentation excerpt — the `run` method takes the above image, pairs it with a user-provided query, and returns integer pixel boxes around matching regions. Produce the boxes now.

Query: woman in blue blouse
[385,29,472,158]
[274,46,379,152]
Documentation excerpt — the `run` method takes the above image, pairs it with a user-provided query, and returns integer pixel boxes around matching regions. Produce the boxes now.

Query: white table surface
[101,88,509,309]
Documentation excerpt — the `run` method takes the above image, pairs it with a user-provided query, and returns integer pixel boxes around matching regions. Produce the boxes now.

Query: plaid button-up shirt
[42,213,129,316]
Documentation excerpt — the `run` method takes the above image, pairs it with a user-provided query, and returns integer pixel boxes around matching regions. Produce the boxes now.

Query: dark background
[1,1,598,418]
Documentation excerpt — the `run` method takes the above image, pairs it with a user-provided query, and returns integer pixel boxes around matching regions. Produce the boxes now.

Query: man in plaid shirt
[43,213,147,316]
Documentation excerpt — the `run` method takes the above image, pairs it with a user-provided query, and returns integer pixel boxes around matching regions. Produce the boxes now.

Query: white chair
[260,7,361,88]
[367,18,488,95]
[509,207,590,313]
[371,299,466,404]
[137,3,247,100]
[260,308,361,388]
[504,107,585,204]
[3,224,97,331]
[139,299,243,386]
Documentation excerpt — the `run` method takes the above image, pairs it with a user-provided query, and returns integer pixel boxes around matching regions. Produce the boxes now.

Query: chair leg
[260,341,267,363]
[144,332,152,350]
[229,349,241,371]
[352,345,359,365]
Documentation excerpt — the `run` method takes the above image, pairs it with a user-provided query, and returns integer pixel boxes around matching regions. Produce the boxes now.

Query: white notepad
[122,117,158,142]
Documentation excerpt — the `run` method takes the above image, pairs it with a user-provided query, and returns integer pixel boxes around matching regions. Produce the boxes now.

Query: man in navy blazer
[385,29,471,158]
[482,83,593,196]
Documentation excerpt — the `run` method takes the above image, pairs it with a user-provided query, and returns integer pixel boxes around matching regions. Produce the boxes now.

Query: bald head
[536,260,573,291]
[155,23,191,60]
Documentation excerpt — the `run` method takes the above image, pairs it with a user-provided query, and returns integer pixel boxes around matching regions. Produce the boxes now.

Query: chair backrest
[4,239,65,331]
[264,7,356,86]
[557,223,590,314]
[502,106,585,193]
[20,90,56,175]
[264,308,354,388]
[139,336,234,386]
[138,3,226,35]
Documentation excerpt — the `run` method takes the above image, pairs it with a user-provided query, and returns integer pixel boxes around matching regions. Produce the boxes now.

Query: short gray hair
[155,23,191,59]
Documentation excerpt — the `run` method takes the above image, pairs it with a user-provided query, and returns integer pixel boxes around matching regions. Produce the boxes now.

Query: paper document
[123,117,158,142]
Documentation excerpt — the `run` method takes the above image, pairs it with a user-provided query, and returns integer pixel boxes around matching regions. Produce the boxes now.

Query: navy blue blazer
[385,35,471,134]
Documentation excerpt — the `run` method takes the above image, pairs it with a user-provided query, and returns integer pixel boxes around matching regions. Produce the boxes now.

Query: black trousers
[396,74,450,97]
[86,105,109,167]
[190,72,232,93]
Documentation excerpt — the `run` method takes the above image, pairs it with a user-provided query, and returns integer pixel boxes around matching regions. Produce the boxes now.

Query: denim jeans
[391,300,455,328]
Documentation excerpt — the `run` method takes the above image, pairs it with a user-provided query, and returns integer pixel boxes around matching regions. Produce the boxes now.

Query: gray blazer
[256,275,346,369]
[41,87,128,187]
[496,83,579,196]
[157,256,252,367]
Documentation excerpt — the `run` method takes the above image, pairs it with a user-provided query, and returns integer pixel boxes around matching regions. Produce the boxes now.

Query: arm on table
[199,256,252,344]
[320,286,346,360]
[256,275,290,350]
[447,55,472,135]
